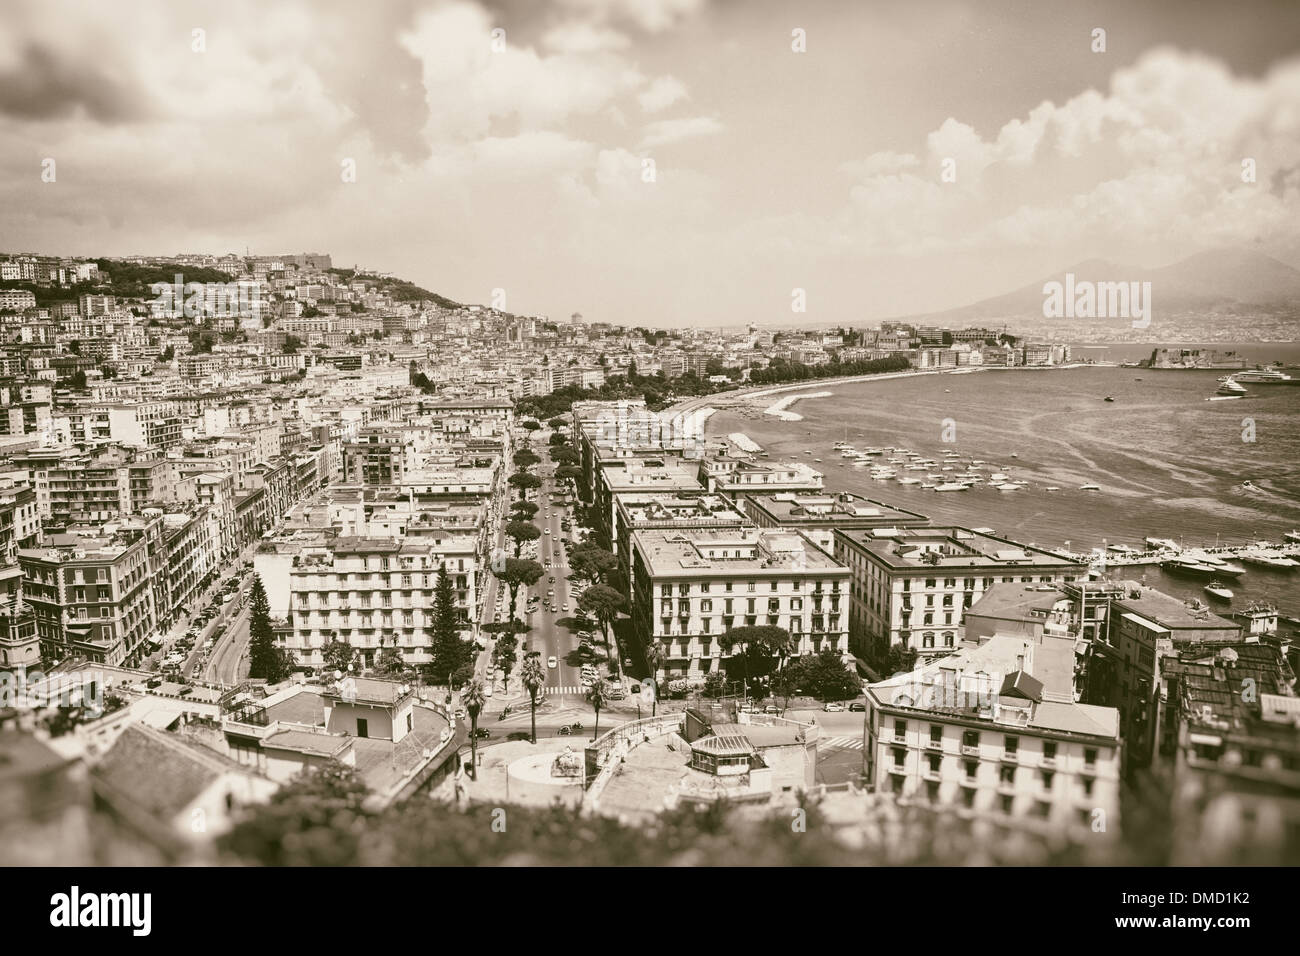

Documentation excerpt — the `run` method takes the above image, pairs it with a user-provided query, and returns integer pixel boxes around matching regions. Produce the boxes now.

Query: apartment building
[629,527,852,679]
[342,433,416,486]
[611,492,750,595]
[834,526,1084,661]
[698,455,824,499]
[864,632,1121,839]
[743,491,930,554]
[255,533,481,670]
[19,527,161,667]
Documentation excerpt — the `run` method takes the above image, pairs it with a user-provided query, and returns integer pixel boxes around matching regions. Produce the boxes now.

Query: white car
[547,656,557,669]
[544,528,551,535]
[823,702,845,713]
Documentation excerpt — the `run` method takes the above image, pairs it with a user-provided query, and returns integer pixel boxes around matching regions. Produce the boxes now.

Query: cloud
[555,0,706,34]
[541,22,631,54]
[0,41,155,123]
[638,75,688,112]
[639,115,722,148]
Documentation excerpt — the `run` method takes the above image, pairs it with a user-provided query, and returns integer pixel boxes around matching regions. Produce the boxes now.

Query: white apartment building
[863,632,1122,839]
[630,527,851,679]
[256,534,481,669]
[834,526,1085,661]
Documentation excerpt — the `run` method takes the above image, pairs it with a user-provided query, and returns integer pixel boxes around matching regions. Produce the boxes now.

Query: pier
[1047,541,1300,569]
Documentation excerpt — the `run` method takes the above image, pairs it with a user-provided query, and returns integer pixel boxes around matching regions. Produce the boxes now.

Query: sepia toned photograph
[0,0,1296,923]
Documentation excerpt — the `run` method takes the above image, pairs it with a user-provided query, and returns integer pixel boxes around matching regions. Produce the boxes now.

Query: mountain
[902,248,1300,325]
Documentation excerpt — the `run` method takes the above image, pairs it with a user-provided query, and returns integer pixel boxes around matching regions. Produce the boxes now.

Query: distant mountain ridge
[903,248,1300,325]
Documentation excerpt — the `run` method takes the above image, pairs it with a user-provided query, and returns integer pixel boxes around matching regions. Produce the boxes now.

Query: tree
[794,649,862,702]
[770,667,800,714]
[578,584,627,681]
[159,345,175,361]
[247,573,294,682]
[505,520,541,557]
[462,679,486,781]
[493,558,543,624]
[510,500,538,521]
[548,432,568,447]
[884,644,919,675]
[555,464,583,484]
[513,449,541,470]
[373,638,407,679]
[219,760,370,866]
[549,445,579,465]
[547,417,566,429]
[283,334,303,354]
[427,566,472,685]
[508,471,542,501]
[718,626,792,696]
[520,653,546,744]
[645,640,667,717]
[702,671,727,698]
[568,544,619,589]
[586,679,608,741]
[521,419,541,436]
[322,639,357,676]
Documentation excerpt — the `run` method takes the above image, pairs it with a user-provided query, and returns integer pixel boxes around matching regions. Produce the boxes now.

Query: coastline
[764,390,832,421]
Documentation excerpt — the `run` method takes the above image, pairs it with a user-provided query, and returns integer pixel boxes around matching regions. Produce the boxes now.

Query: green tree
[219,760,370,866]
[645,639,667,716]
[513,448,541,470]
[322,639,357,676]
[508,471,542,501]
[578,584,627,680]
[568,544,619,589]
[718,625,792,695]
[505,520,541,557]
[586,679,608,741]
[555,464,583,484]
[548,432,568,447]
[247,574,294,681]
[884,644,919,675]
[462,678,486,780]
[510,500,538,521]
[520,653,546,744]
[795,649,862,702]
[427,566,472,684]
[493,558,543,625]
[549,445,579,465]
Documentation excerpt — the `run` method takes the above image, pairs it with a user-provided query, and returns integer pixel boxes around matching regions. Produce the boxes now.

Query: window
[1005,735,1019,755]
[928,754,941,773]
[1043,741,1058,761]
[962,730,979,749]
[1001,794,1014,815]
[930,725,942,745]
[925,578,936,589]
[894,719,907,738]
[999,764,1015,784]
[1084,747,1097,766]
[1040,770,1054,791]
[356,718,369,738]
[1082,776,1094,797]
[406,713,413,732]
[892,748,905,767]
[961,787,975,809]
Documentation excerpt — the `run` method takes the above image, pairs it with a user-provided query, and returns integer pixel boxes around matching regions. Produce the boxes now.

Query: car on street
[562,603,570,612]
[544,528,551,535]
[823,702,845,712]
[471,727,491,739]
[763,704,780,714]
[848,702,867,712]
[547,656,557,669]
[453,708,466,719]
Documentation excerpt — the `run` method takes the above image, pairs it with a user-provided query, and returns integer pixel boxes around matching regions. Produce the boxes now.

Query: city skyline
[3,0,1300,327]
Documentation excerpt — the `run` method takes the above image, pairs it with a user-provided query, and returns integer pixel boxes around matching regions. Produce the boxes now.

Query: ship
[1162,558,1245,580]
[1216,379,1247,396]
[1232,366,1297,384]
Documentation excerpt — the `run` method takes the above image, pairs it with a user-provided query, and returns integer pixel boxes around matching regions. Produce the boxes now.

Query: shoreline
[763,390,832,421]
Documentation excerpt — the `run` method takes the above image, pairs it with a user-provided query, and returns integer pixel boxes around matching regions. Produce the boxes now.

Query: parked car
[823,702,845,712]
[848,702,867,712]
[547,656,557,669]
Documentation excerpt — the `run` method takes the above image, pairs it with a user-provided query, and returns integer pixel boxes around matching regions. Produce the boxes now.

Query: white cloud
[638,75,688,112]
[541,22,631,55]
[639,115,722,148]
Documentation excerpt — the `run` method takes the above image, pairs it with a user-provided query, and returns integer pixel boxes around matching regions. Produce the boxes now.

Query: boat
[990,473,1008,482]
[1104,396,1114,402]
[1216,379,1247,396]
[1204,581,1234,601]
[897,477,922,485]
[934,482,971,492]
[996,483,1022,491]
[1233,366,1295,384]
[921,482,936,489]
[1044,486,1060,492]
[1080,483,1101,491]
[1162,559,1244,580]
[1145,537,1180,551]
[1240,551,1299,570]
[1242,480,1257,491]
[1287,531,1300,544]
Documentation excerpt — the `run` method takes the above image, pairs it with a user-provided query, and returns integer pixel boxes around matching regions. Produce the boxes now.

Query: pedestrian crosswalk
[546,685,588,696]
[820,735,865,751]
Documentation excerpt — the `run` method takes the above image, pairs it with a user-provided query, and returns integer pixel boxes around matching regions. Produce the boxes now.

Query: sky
[2,0,1299,327]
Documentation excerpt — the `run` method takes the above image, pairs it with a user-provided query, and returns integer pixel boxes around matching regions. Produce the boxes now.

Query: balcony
[922,766,941,782]
[892,733,907,744]
[926,738,944,751]
[996,780,1016,796]
[961,745,980,758]
[1080,762,1096,777]
[887,764,907,776]
[1000,751,1018,764]
[1040,756,1057,769]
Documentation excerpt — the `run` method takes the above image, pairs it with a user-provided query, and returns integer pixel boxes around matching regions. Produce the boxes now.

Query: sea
[705,343,1300,618]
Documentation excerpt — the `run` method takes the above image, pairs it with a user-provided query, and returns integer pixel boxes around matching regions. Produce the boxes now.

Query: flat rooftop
[632,528,847,578]
[835,527,1082,571]
[747,492,929,527]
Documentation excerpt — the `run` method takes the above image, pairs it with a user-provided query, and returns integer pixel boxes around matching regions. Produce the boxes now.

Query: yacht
[934,482,971,492]
[1233,366,1295,384]
[1204,581,1234,601]
[1241,550,1298,570]
[897,477,922,485]
[990,473,1009,482]
[1080,483,1101,491]
[1287,531,1300,544]
[1146,537,1180,551]
[1216,379,1248,396]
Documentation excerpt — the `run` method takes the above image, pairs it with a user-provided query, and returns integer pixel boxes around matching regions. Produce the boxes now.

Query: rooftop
[632,527,848,578]
[836,526,1082,571]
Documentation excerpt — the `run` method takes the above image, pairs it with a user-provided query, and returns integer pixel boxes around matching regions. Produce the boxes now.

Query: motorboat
[1204,581,1234,601]
[1240,551,1298,570]
[990,473,1008,482]
[1216,379,1247,396]
[1080,483,1101,491]
[1044,486,1060,492]
[996,483,1022,491]
[1233,366,1295,384]
[897,477,922,485]
[934,482,971,492]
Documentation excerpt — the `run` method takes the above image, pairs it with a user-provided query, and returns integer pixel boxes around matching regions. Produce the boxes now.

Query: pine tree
[247,574,293,682]
[427,565,472,684]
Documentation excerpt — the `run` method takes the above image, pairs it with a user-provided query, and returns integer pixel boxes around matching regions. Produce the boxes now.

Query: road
[526,463,586,701]
[203,601,252,685]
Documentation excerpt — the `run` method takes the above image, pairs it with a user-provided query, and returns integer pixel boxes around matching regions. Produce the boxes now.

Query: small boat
[921,482,936,489]
[897,477,922,485]
[1044,486,1060,492]
[1217,380,1247,396]
[1103,396,1114,402]
[1080,483,1101,491]
[1146,537,1179,551]
[990,473,1008,482]
[1010,453,1019,458]
[1287,531,1300,544]
[1242,480,1257,491]
[996,483,1022,491]
[1240,551,1298,570]
[1204,581,1234,601]
[934,482,971,492]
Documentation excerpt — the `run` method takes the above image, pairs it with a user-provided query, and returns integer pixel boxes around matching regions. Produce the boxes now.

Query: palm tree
[586,679,607,742]
[462,678,486,781]
[645,640,667,717]
[520,653,546,744]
